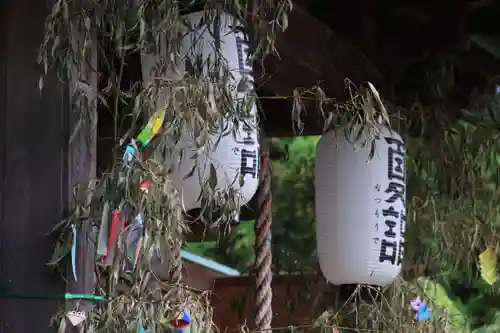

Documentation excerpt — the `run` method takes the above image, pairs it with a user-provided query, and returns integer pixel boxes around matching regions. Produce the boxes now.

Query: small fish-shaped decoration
[479,247,498,285]
[71,224,77,281]
[410,296,431,321]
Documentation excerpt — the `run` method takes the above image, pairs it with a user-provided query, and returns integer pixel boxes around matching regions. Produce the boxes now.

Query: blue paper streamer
[123,144,136,164]
[137,316,146,333]
[71,224,77,281]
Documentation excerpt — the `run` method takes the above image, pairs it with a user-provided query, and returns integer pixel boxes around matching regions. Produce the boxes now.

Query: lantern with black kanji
[315,125,406,286]
[141,11,259,212]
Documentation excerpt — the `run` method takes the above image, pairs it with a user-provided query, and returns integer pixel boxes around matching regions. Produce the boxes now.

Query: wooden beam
[257,4,384,97]
[256,4,384,137]
[65,25,98,323]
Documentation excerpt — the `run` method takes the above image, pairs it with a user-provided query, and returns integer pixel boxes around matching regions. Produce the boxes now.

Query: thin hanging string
[0,292,106,301]
[247,322,440,333]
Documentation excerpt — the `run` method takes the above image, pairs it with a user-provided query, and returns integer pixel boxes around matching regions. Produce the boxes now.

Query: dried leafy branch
[37,0,500,331]
[39,0,293,331]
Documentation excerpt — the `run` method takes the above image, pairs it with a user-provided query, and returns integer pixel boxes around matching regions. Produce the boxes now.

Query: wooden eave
[258,0,500,137]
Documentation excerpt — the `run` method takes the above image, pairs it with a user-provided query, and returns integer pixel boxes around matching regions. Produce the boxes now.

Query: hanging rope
[167,221,183,306]
[170,218,183,288]
[170,232,183,285]
[255,150,273,332]
[167,193,183,297]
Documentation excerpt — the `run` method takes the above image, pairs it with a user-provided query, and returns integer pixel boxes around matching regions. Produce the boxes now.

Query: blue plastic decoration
[410,296,431,320]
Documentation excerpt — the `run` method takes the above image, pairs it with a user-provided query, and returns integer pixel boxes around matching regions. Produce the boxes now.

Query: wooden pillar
[0,0,97,332]
[65,20,98,332]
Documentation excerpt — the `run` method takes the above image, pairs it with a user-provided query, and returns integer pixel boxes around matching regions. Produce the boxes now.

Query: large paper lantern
[315,125,406,286]
[141,12,259,212]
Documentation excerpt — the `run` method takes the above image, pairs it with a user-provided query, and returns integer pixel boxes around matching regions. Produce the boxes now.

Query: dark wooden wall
[0,0,96,332]
[181,260,229,290]
[211,276,326,332]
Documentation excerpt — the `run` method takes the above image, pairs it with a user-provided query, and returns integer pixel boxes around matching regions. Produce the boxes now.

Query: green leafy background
[186,127,500,332]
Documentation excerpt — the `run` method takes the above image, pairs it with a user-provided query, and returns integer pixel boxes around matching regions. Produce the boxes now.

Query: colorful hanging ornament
[410,296,431,320]
[123,109,165,163]
[136,109,165,147]
[170,310,191,328]
[479,247,498,285]
[140,179,151,192]
[161,309,192,332]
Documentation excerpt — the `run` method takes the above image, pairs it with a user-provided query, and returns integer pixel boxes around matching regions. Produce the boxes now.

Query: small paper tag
[66,310,86,326]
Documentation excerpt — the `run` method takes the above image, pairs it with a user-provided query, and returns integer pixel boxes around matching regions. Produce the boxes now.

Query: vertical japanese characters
[375,136,406,266]
[233,26,259,183]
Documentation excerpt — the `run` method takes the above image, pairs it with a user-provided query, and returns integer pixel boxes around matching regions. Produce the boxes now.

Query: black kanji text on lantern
[385,137,405,182]
[235,115,256,146]
[240,149,258,179]
[379,239,397,264]
[384,219,397,238]
[385,182,405,204]
[233,26,253,75]
[397,211,406,265]
[378,136,406,265]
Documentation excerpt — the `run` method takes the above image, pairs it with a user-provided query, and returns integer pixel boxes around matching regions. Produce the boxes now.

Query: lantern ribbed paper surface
[141,12,259,211]
[315,126,405,286]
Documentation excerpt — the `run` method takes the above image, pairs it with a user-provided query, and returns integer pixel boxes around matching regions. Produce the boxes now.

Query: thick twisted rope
[170,229,183,285]
[165,222,183,306]
[169,197,184,298]
[254,151,273,332]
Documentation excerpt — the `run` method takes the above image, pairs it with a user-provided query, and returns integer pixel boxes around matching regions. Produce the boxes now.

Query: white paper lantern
[315,125,406,286]
[141,12,259,211]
